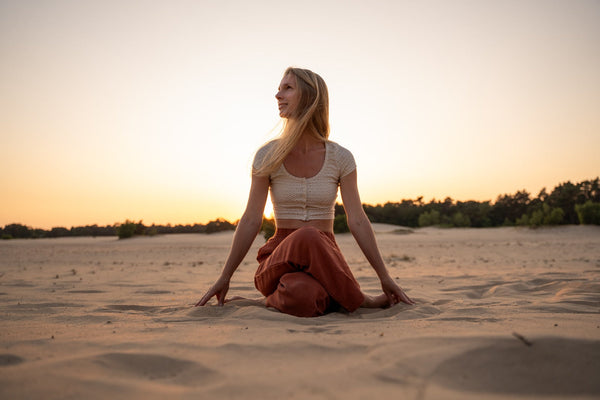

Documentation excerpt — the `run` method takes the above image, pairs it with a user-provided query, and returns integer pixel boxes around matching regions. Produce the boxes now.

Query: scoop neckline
[281,142,329,179]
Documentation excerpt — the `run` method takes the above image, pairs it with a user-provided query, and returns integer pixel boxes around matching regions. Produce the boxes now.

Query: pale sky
[1,0,599,229]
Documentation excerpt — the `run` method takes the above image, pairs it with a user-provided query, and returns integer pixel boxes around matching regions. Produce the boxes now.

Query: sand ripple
[430,338,600,396]
[91,352,217,384]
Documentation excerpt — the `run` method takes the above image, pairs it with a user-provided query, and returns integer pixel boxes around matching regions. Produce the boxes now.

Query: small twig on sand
[512,332,533,346]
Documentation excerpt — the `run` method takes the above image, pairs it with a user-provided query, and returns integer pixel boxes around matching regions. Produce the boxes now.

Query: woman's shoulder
[327,140,354,159]
[257,139,279,152]
[252,139,279,171]
[254,139,278,158]
[326,140,356,175]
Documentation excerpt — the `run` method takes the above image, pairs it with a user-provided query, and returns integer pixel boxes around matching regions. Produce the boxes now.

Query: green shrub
[116,220,138,239]
[204,218,236,234]
[529,209,545,227]
[2,223,31,238]
[575,201,600,225]
[502,217,515,227]
[1,234,13,240]
[450,212,471,227]
[517,204,564,227]
[418,210,440,227]
[334,214,350,233]
[515,214,529,226]
[545,206,565,225]
[261,218,275,240]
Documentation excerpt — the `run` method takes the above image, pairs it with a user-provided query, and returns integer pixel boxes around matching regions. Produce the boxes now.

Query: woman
[196,67,414,317]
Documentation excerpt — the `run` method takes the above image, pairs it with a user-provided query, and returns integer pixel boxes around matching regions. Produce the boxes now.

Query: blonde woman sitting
[196,67,414,317]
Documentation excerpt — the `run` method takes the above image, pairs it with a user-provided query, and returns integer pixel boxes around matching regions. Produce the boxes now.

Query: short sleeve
[337,144,356,177]
[252,141,276,172]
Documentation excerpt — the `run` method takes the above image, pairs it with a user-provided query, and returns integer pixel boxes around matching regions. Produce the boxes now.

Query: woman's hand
[195,277,230,306]
[380,275,415,306]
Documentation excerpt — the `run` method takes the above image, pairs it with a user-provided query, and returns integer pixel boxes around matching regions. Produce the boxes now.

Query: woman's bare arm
[195,174,269,306]
[340,169,414,306]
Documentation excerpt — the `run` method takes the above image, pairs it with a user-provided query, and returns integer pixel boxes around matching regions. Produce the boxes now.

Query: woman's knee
[279,272,317,291]
[289,226,322,246]
[266,272,330,317]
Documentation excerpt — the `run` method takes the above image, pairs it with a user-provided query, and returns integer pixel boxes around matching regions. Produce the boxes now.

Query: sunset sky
[1,0,599,229]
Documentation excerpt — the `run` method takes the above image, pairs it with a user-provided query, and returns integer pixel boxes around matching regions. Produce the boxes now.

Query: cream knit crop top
[253,140,356,221]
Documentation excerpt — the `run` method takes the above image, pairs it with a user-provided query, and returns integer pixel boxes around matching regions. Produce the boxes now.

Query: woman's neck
[294,131,324,154]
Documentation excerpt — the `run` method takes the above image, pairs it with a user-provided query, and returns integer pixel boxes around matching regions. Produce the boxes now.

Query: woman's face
[275,73,301,118]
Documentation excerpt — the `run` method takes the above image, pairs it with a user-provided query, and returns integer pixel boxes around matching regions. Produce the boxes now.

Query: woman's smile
[275,73,300,118]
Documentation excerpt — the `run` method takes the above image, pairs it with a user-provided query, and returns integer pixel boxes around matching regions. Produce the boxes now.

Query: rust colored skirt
[254,226,364,317]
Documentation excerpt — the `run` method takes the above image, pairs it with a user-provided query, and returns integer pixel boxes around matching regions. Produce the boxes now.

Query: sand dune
[1,226,599,399]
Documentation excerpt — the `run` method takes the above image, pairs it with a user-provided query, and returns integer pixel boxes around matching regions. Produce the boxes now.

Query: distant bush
[448,212,471,227]
[48,227,70,238]
[2,234,13,240]
[2,223,31,239]
[531,208,547,227]
[334,214,350,233]
[516,204,564,227]
[418,210,440,227]
[546,206,565,225]
[261,218,275,240]
[575,201,600,225]
[502,217,515,227]
[515,214,529,226]
[116,220,140,239]
[204,218,236,234]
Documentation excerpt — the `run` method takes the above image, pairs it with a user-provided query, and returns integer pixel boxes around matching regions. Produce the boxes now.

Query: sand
[1,225,599,399]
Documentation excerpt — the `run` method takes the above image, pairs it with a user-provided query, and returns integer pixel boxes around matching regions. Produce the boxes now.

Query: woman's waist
[275,218,333,233]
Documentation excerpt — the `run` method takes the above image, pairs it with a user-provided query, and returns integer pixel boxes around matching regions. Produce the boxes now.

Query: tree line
[261,177,600,240]
[2,177,599,240]
[1,218,237,240]
[347,177,600,230]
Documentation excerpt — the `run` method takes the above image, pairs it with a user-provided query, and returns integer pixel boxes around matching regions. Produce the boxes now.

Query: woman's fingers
[386,292,397,305]
[195,281,230,307]
[381,278,414,306]
[398,289,415,305]
[194,289,214,306]
[217,283,229,306]
[195,285,220,307]
[216,291,226,306]
[383,282,415,306]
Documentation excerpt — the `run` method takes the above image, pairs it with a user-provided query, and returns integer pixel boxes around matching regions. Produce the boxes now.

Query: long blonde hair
[254,67,330,176]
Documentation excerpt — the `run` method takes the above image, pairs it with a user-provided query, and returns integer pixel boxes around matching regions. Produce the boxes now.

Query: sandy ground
[1,225,599,399]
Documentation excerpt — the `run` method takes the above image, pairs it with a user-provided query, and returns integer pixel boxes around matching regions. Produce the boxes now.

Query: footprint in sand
[92,353,218,385]
[0,354,24,366]
[430,337,600,396]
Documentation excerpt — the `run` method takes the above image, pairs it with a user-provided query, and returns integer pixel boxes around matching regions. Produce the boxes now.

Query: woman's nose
[275,90,282,100]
